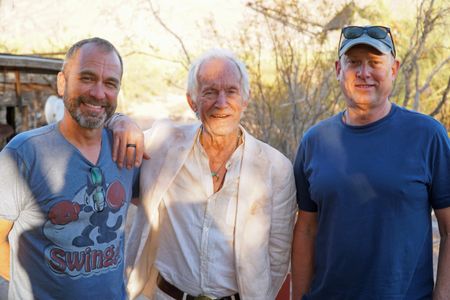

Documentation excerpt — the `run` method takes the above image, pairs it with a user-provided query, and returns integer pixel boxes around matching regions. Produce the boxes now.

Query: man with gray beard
[0,37,139,300]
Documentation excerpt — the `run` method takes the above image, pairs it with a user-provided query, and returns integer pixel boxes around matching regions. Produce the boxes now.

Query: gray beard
[70,109,107,129]
[64,96,114,129]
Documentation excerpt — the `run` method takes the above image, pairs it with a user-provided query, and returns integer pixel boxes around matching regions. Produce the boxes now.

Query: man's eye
[81,76,94,82]
[106,82,118,89]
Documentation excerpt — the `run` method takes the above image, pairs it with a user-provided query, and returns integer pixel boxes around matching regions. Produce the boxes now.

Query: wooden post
[15,70,29,131]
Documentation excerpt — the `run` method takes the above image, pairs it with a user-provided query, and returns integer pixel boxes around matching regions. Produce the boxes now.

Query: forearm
[0,239,10,281]
[104,112,127,129]
[0,219,12,281]
[292,234,315,299]
[434,234,450,299]
[291,213,317,300]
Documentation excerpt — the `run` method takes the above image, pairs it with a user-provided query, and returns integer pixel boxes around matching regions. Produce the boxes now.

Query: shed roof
[0,53,62,74]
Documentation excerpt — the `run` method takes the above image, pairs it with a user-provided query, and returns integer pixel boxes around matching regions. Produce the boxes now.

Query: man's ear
[186,93,197,112]
[242,90,250,111]
[335,60,341,80]
[391,59,400,79]
[57,72,66,97]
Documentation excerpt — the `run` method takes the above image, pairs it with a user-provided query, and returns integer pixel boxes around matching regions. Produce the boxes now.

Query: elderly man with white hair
[111,49,297,300]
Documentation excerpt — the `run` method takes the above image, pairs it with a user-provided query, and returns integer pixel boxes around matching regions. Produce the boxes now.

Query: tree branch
[123,50,189,67]
[148,0,191,69]
[429,75,450,117]
[419,56,450,93]
[246,1,321,35]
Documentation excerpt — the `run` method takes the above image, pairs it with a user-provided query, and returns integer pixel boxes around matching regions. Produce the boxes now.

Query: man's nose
[215,91,227,108]
[89,82,106,100]
[357,63,371,78]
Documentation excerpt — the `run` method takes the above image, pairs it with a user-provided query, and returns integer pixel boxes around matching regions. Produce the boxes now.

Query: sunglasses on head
[89,167,106,212]
[338,26,396,58]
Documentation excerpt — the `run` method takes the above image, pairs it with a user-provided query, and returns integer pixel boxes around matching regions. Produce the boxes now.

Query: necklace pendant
[211,171,219,180]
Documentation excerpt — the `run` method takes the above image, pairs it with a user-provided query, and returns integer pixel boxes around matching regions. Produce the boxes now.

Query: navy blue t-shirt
[294,104,450,299]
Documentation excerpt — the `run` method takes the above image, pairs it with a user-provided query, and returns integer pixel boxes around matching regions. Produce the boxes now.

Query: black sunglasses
[89,167,106,212]
[338,26,396,58]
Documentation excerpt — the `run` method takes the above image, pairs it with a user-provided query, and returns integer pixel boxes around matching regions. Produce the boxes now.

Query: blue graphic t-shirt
[0,123,139,300]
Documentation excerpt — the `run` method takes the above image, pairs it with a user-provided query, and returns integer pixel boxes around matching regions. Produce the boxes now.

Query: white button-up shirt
[154,132,244,298]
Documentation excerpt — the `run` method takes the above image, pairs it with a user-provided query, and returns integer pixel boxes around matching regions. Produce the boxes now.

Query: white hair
[187,48,250,102]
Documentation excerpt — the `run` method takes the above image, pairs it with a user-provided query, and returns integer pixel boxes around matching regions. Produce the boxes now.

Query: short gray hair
[187,49,250,102]
[62,37,123,78]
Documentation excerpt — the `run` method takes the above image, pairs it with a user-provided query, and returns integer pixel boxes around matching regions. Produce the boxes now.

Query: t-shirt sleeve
[0,147,29,220]
[429,125,450,209]
[293,139,318,212]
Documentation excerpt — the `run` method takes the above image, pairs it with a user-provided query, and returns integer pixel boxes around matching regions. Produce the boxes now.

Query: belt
[157,273,240,300]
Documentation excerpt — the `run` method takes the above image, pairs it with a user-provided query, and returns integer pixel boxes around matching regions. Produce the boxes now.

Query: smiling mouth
[211,114,229,118]
[82,102,105,113]
[355,84,376,88]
